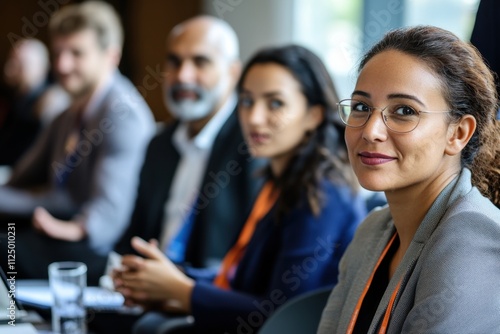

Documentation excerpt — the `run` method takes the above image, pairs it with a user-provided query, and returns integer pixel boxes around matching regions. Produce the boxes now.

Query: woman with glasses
[113,45,366,333]
[318,26,500,333]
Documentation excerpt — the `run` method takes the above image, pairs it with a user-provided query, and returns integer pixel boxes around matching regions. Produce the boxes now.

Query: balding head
[169,15,239,62]
[4,38,49,94]
[162,16,241,133]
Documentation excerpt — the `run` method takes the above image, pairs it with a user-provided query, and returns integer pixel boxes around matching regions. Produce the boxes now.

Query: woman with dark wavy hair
[318,25,500,334]
[113,45,366,333]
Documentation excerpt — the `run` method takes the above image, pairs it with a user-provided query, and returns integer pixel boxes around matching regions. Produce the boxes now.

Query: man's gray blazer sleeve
[79,82,155,255]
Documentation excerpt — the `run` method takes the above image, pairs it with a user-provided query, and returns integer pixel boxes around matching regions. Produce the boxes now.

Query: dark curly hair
[359,25,500,207]
[238,44,358,218]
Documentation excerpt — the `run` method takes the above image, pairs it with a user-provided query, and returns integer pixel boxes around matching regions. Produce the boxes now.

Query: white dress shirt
[159,95,236,250]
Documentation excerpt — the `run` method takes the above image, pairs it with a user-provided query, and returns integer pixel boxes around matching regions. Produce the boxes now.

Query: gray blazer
[318,168,500,334]
[0,71,155,254]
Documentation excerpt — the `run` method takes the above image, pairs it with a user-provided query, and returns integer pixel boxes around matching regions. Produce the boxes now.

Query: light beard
[60,75,95,99]
[164,80,227,122]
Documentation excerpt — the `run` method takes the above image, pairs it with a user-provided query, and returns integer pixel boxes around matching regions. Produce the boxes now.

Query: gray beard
[164,81,226,121]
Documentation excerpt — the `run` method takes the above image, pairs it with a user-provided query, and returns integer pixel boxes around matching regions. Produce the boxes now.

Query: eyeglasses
[337,99,452,133]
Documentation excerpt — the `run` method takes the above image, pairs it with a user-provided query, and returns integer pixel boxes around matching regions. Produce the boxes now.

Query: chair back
[259,286,332,334]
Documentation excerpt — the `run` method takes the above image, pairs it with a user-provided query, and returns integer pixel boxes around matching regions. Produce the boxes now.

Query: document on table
[16,281,127,311]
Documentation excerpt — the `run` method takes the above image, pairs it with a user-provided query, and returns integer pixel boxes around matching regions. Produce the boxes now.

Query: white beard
[164,78,228,121]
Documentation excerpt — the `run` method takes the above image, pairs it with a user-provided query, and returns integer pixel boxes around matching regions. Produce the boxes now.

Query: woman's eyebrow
[387,93,426,107]
[352,91,426,108]
[352,90,370,98]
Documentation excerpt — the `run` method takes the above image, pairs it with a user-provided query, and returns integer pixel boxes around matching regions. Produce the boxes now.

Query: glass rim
[49,261,87,276]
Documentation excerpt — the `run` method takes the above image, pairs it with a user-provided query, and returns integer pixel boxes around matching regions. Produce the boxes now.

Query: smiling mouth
[358,152,396,166]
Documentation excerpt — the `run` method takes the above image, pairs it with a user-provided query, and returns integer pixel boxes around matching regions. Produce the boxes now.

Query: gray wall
[204,0,295,62]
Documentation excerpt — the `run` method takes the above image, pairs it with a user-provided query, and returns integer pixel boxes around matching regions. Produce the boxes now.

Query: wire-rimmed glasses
[337,99,452,133]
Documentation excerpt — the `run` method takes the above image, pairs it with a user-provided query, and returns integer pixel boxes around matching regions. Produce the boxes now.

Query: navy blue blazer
[190,181,367,333]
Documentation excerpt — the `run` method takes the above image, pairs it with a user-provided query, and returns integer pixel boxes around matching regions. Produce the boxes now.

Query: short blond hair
[49,1,123,50]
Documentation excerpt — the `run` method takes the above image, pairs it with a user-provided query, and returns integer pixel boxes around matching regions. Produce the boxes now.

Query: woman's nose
[247,103,267,126]
[361,109,388,142]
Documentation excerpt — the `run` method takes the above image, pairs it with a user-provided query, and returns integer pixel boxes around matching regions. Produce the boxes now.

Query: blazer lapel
[371,172,466,333]
[338,208,395,332]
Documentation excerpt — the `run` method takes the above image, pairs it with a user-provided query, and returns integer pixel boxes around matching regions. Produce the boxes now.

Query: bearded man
[113,15,263,278]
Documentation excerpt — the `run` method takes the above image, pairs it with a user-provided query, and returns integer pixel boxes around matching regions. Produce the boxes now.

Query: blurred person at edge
[0,1,155,285]
[113,44,366,334]
[0,38,69,166]
[470,0,500,120]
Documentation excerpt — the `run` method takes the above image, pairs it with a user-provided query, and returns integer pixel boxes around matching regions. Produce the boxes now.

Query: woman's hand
[112,237,195,313]
[32,207,86,241]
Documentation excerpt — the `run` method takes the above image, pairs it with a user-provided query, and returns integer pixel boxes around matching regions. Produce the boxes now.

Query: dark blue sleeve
[190,184,366,332]
[191,281,281,332]
[268,184,366,298]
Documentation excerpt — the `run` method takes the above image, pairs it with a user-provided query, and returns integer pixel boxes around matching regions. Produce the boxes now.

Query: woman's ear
[445,114,476,156]
[306,105,325,131]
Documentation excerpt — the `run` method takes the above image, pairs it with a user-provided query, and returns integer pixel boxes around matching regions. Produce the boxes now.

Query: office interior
[0,0,481,123]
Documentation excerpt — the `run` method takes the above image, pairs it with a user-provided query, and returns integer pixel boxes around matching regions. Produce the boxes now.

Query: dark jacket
[115,110,263,268]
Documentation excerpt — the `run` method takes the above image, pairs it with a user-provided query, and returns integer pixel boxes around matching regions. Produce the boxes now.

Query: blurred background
[0,0,481,122]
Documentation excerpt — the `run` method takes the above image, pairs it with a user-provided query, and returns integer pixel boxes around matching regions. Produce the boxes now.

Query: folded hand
[112,237,194,313]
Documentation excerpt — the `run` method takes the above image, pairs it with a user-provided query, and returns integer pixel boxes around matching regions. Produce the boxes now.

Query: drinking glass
[49,261,87,334]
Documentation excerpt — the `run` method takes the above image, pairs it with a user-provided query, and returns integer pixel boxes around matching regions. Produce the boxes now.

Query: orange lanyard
[346,233,400,334]
[378,279,401,334]
[213,181,279,289]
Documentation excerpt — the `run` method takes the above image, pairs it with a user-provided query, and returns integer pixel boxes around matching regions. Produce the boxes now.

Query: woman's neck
[385,169,460,269]
[270,151,295,177]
